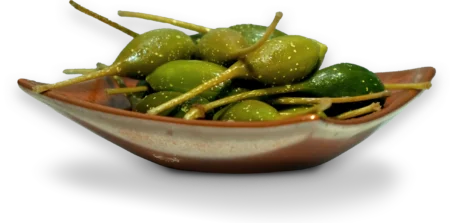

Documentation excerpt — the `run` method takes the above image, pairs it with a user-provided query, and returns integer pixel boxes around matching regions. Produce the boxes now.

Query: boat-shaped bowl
[17,66,435,173]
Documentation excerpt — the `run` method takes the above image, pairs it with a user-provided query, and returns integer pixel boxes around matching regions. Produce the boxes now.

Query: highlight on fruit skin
[27,1,434,122]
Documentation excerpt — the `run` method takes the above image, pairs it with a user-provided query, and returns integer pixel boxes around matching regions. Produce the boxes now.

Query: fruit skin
[214,100,279,121]
[229,24,287,45]
[243,35,322,86]
[134,91,183,115]
[197,28,248,65]
[146,60,230,101]
[114,29,196,79]
[190,33,204,44]
[299,63,386,116]
[302,63,385,97]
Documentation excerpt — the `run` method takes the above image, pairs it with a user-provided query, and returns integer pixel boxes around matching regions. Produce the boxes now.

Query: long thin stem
[33,63,122,93]
[118,11,211,34]
[183,87,391,120]
[149,12,284,116]
[69,1,138,37]
[336,102,382,120]
[230,12,283,58]
[277,100,332,120]
[63,62,109,75]
[183,84,306,120]
[384,82,431,90]
[271,91,391,105]
[105,86,148,95]
[108,75,144,111]
[147,62,248,115]
[63,68,98,75]
[278,106,312,117]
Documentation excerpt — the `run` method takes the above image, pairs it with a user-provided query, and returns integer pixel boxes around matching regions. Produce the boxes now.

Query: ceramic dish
[17,66,435,173]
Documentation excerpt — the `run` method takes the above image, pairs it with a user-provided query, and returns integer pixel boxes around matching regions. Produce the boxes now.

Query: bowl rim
[17,66,435,128]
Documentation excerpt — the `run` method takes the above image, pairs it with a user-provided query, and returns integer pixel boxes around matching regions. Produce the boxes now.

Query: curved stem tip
[231,12,283,58]
[335,102,382,120]
[69,1,138,37]
[276,100,332,120]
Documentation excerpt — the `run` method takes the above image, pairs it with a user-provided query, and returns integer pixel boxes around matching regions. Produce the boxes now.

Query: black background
[8,0,451,181]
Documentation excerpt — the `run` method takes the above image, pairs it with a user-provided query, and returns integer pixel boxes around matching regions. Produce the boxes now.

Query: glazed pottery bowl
[17,67,435,173]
